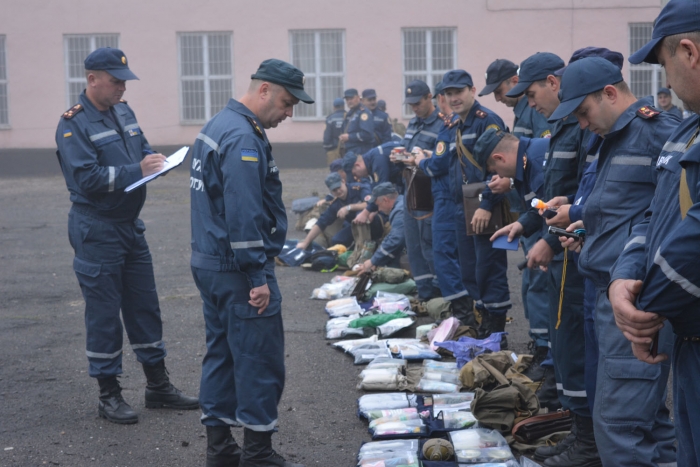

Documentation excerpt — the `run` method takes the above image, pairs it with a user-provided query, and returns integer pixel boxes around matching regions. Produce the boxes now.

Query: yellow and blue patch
[241,148,258,162]
[486,124,501,131]
[63,131,73,138]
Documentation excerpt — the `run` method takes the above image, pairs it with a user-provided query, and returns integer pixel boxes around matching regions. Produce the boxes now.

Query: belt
[682,336,700,342]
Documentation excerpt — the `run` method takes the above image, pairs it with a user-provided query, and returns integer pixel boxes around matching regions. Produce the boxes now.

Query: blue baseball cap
[362,89,377,99]
[333,97,344,107]
[555,47,624,76]
[433,81,445,96]
[84,48,139,80]
[325,172,343,191]
[377,99,386,111]
[630,0,700,64]
[474,129,508,176]
[658,87,672,96]
[479,59,519,96]
[404,80,431,104]
[342,151,358,172]
[344,88,359,98]
[369,182,398,203]
[329,158,343,172]
[442,70,474,90]
[506,53,565,98]
[251,59,314,103]
[549,57,624,122]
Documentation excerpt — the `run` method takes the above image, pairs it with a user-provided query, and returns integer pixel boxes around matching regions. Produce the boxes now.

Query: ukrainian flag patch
[63,131,72,138]
[241,148,258,162]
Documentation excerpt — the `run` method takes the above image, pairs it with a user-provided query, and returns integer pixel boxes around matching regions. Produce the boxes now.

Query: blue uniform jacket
[373,108,393,144]
[55,93,153,222]
[420,113,460,200]
[401,108,444,152]
[512,137,549,237]
[323,109,346,150]
[344,104,375,154]
[578,99,680,288]
[363,141,404,212]
[513,97,552,139]
[371,196,406,266]
[189,99,287,288]
[569,159,597,224]
[611,115,700,336]
[316,182,372,230]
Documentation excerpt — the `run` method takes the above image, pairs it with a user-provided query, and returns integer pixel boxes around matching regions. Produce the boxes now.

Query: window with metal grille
[64,34,120,108]
[178,32,233,124]
[402,28,457,117]
[629,23,663,102]
[290,30,345,120]
[0,35,8,127]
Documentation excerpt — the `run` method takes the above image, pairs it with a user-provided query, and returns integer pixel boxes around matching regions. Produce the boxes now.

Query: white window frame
[401,28,457,118]
[0,35,9,129]
[628,22,663,105]
[289,29,346,121]
[63,34,120,108]
[177,32,234,125]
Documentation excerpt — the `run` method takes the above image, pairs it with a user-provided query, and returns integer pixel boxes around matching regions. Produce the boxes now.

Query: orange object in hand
[531,198,548,210]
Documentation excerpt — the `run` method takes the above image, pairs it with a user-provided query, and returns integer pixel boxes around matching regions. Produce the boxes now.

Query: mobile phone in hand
[548,226,582,241]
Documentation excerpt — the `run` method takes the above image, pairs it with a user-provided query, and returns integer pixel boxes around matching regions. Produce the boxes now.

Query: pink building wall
[0,0,661,149]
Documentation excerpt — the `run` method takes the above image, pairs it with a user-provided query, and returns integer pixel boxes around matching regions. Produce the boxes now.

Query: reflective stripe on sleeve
[108,166,115,192]
[197,133,220,152]
[379,246,395,258]
[513,127,533,135]
[524,192,536,201]
[230,240,265,249]
[654,248,700,298]
[624,236,646,251]
[662,141,687,154]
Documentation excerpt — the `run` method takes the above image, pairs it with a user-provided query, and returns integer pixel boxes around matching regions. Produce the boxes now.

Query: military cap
[325,172,343,191]
[630,0,700,64]
[506,53,565,98]
[549,57,623,122]
[342,151,358,172]
[555,47,624,76]
[251,59,314,103]
[658,87,672,96]
[333,97,345,108]
[474,128,507,177]
[479,59,519,96]
[362,89,377,99]
[329,158,344,172]
[369,182,398,203]
[404,80,431,104]
[433,81,445,96]
[84,48,139,81]
[442,70,474,90]
[377,99,387,111]
[344,88,359,98]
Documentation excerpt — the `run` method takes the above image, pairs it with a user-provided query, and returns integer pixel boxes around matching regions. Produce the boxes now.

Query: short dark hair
[664,31,700,57]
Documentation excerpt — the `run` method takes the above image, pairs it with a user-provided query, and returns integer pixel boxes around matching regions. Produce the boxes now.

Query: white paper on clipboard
[125,146,189,193]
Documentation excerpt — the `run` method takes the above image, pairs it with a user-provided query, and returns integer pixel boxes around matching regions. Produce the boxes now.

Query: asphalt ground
[0,167,533,467]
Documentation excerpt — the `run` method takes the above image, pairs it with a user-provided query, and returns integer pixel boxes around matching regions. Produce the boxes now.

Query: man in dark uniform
[189,59,311,467]
[657,87,683,119]
[340,88,375,155]
[55,48,198,425]
[323,97,345,163]
[358,183,406,273]
[362,88,392,143]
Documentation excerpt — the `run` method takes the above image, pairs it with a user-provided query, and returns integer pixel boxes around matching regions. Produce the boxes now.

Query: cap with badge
[479,59,519,96]
[555,47,624,76]
[369,182,398,203]
[251,59,314,103]
[549,57,624,122]
[362,89,377,99]
[474,128,508,177]
[84,48,139,81]
[344,88,359,98]
[442,70,474,91]
[333,97,345,108]
[342,151,358,172]
[630,0,700,64]
[404,80,431,104]
[506,53,565,98]
[325,172,343,191]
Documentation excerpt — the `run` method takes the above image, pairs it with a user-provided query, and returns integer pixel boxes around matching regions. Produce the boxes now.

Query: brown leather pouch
[403,166,433,212]
[511,409,572,444]
[462,182,510,236]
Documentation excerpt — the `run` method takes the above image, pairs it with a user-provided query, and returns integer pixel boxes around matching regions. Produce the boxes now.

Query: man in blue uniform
[657,87,683,119]
[551,57,678,467]
[55,48,198,425]
[340,89,375,155]
[358,183,406,273]
[362,89,392,144]
[505,52,596,465]
[189,59,311,467]
[323,97,345,163]
[609,1,700,464]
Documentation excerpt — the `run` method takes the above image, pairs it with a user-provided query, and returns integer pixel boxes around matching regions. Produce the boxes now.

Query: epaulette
[119,99,128,104]
[245,116,264,138]
[475,110,487,119]
[447,114,460,129]
[637,105,661,119]
[62,104,83,119]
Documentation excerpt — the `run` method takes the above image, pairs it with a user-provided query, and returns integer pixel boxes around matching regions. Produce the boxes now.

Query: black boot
[534,367,562,413]
[477,308,491,339]
[450,296,478,329]
[488,312,508,349]
[97,376,138,424]
[240,428,304,467]
[524,343,549,382]
[543,414,602,467]
[534,417,576,461]
[207,425,242,467]
[142,360,199,410]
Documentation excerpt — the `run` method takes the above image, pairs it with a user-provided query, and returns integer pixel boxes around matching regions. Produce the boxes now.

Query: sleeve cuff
[246,269,267,288]
[543,232,564,255]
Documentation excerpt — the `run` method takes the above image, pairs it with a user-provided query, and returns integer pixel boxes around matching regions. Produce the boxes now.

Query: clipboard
[125,146,189,193]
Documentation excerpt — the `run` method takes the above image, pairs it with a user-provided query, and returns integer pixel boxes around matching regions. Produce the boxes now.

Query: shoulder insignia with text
[245,116,264,138]
[62,104,83,119]
[637,106,660,119]
[475,110,487,119]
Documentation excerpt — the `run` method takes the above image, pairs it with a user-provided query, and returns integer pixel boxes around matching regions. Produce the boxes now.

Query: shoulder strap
[456,128,483,172]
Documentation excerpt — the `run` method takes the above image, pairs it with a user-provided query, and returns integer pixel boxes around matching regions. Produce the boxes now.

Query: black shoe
[534,429,576,461]
[451,296,477,329]
[488,312,508,350]
[97,376,138,424]
[207,425,242,467]
[524,344,549,382]
[534,367,562,412]
[240,428,304,467]
[142,360,199,410]
[543,414,602,467]
[477,308,492,339]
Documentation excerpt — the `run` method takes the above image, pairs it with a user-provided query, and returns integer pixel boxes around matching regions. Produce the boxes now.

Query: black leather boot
[534,418,576,461]
[142,360,199,410]
[488,312,508,349]
[207,425,242,467]
[534,367,562,412]
[240,428,304,467]
[524,343,549,382]
[97,376,138,424]
[543,414,602,467]
[450,296,478,329]
[477,308,492,339]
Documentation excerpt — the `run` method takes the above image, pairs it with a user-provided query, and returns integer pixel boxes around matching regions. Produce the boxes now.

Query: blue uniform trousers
[583,278,598,413]
[547,254,588,416]
[455,205,510,314]
[593,288,676,467]
[193,261,285,431]
[674,338,700,467]
[432,198,468,301]
[68,208,166,378]
[404,207,440,300]
[521,233,550,346]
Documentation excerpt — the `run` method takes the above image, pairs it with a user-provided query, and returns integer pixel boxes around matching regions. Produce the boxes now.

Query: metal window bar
[0,35,8,126]
[64,34,119,108]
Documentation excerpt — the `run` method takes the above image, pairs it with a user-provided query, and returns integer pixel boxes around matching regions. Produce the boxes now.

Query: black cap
[251,59,314,103]
[479,59,518,96]
[630,0,700,64]
[554,47,625,76]
[404,80,431,104]
[369,182,398,203]
[362,89,377,99]
[506,53,565,98]
[474,129,507,177]
[84,48,138,80]
[344,88,359,98]
[333,97,344,107]
[658,87,672,96]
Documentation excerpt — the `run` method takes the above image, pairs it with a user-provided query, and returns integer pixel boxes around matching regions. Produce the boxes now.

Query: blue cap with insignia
[404,80,431,104]
[369,182,398,203]
[342,151,358,172]
[630,0,700,64]
[555,47,624,76]
[549,57,623,122]
[506,52,565,98]
[362,89,377,99]
[474,128,508,177]
[442,70,474,91]
[325,172,343,191]
[344,88,359,98]
[377,99,387,111]
[84,48,139,81]
[251,59,314,103]
[333,97,345,108]
[479,59,519,96]
[658,87,672,96]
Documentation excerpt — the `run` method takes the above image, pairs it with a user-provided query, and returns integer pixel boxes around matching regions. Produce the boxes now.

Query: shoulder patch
[245,116,264,138]
[540,129,552,138]
[475,110,487,119]
[361,112,369,121]
[62,104,83,119]
[435,141,447,156]
[241,148,259,162]
[486,123,501,131]
[637,106,660,119]
[364,195,372,202]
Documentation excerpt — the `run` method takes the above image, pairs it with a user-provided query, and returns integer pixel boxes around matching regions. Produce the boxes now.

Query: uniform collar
[462,100,482,127]
[79,92,124,129]
[550,113,578,137]
[423,107,441,125]
[514,96,529,120]
[607,96,654,137]
[227,98,269,141]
